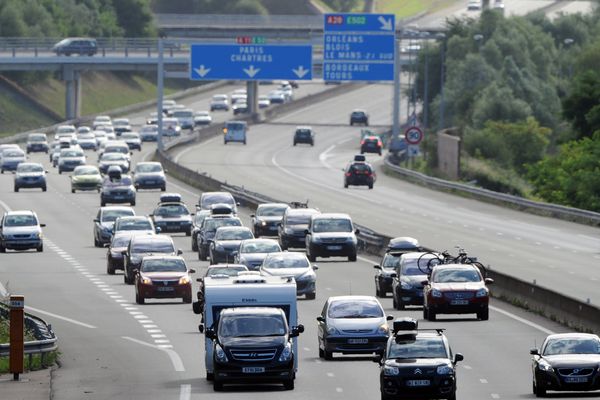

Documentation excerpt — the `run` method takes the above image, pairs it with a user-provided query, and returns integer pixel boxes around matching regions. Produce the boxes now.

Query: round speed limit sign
[404,126,424,145]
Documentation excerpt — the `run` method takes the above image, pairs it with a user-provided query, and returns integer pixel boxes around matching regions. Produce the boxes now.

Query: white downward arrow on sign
[292,66,310,78]
[243,65,260,78]
[378,16,393,31]
[194,65,211,77]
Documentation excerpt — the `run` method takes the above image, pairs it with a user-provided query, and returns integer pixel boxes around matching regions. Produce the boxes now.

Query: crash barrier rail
[383,156,600,227]
[0,302,58,366]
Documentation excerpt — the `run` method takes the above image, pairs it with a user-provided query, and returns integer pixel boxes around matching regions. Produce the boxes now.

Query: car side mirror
[355,229,360,234]
[373,265,381,270]
[484,278,494,285]
[155,227,161,233]
[250,214,255,218]
[316,316,325,323]
[94,218,100,223]
[39,223,46,228]
[196,277,204,282]
[149,214,154,217]
[312,265,318,270]
[421,280,429,286]
[121,250,127,255]
[205,328,216,339]
[390,273,397,278]
[45,170,49,174]
[188,269,196,274]
[373,354,383,364]
[304,229,309,235]
[177,249,183,255]
[386,315,394,321]
[530,348,540,356]
[164,169,168,173]
[12,171,16,174]
[103,243,110,248]
[133,269,139,275]
[454,353,464,363]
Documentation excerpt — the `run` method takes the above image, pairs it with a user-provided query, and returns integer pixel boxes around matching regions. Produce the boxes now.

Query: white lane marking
[179,384,191,400]
[489,305,555,335]
[491,394,500,399]
[148,329,162,333]
[143,324,158,328]
[462,365,472,370]
[326,372,335,377]
[358,255,377,264]
[303,347,310,351]
[480,378,488,383]
[122,336,185,372]
[138,320,154,324]
[0,281,9,298]
[336,387,343,393]
[158,344,173,349]
[134,315,149,319]
[25,306,97,329]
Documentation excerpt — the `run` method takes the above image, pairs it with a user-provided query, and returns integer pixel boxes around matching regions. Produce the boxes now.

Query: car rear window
[215,229,252,240]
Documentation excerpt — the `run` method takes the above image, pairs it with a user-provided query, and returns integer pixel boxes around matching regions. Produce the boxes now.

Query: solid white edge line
[488,305,556,335]
[0,199,12,212]
[122,336,185,372]
[25,306,97,329]
[179,384,192,400]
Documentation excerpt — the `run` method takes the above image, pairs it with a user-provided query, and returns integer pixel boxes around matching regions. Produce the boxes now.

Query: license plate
[157,287,174,292]
[406,380,430,387]
[327,245,342,250]
[269,226,278,230]
[242,367,265,373]
[348,338,368,344]
[146,180,155,185]
[113,196,124,200]
[565,377,588,383]
[450,299,469,305]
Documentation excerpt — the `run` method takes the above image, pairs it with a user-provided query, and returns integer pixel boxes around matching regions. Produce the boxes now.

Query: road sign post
[189,44,312,81]
[323,13,396,82]
[10,295,25,381]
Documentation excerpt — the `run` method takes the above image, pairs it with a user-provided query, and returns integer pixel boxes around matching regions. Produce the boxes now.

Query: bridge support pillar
[247,81,258,118]
[63,66,82,120]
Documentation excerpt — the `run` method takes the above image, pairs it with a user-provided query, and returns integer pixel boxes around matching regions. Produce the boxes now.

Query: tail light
[345,172,352,177]
[360,140,365,145]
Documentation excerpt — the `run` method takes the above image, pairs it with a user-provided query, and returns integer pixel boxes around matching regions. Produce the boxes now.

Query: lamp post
[436,32,446,132]
[421,31,431,129]
[563,38,574,79]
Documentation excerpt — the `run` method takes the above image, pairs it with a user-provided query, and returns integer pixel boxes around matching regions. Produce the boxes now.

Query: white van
[223,120,247,145]
[193,272,299,380]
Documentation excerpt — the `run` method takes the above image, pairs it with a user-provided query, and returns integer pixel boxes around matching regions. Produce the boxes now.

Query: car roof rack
[289,201,309,209]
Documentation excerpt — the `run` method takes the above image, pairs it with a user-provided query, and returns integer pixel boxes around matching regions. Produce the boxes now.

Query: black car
[106,232,136,275]
[26,133,49,154]
[374,237,421,298]
[350,109,369,126]
[53,38,97,56]
[197,216,243,261]
[209,226,253,264]
[391,252,439,310]
[93,206,135,247]
[277,208,320,250]
[531,333,600,397]
[205,307,303,391]
[361,135,383,155]
[191,210,211,251]
[344,160,376,189]
[251,203,289,237]
[132,162,167,191]
[375,318,463,400]
[198,191,239,215]
[293,126,315,146]
[122,234,181,284]
[13,163,47,192]
[150,202,193,236]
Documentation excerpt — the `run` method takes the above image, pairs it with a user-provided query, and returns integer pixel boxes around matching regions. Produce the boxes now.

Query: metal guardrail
[0,302,58,365]
[383,156,600,226]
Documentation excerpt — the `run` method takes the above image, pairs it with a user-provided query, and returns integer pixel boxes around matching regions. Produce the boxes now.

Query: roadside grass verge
[377,0,458,18]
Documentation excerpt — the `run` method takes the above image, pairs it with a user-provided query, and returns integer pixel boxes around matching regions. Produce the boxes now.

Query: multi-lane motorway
[0,81,590,400]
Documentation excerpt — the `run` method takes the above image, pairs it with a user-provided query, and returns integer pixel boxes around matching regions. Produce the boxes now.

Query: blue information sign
[323,13,395,82]
[189,44,312,81]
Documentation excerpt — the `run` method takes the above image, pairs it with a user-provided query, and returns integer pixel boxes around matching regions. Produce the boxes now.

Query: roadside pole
[9,295,25,381]
[392,38,401,139]
[157,39,164,152]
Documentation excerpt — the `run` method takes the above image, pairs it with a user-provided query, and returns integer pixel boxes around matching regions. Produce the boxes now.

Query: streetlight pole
[563,38,574,79]
[421,32,430,129]
[436,33,446,132]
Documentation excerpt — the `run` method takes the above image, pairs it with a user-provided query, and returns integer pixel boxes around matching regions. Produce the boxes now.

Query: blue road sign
[323,13,395,82]
[324,13,395,33]
[189,44,312,81]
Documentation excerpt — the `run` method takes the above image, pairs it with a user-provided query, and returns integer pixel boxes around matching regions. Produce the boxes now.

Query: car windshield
[219,315,286,338]
[264,255,309,269]
[78,133,94,140]
[103,210,134,222]
[141,126,157,133]
[132,241,174,253]
[114,120,129,126]
[226,123,245,130]
[141,259,186,273]
[105,176,132,185]
[203,218,242,231]
[328,300,383,318]
[101,153,126,161]
[382,254,400,269]
[312,218,352,233]
[296,129,311,136]
[173,111,193,118]
[213,95,227,101]
[155,205,188,216]
[257,205,288,217]
[61,150,83,157]
[117,219,152,231]
[286,214,313,225]
[4,215,37,227]
[241,241,280,253]
[352,111,366,117]
[207,267,247,277]
[544,338,600,355]
[195,112,209,117]
[136,164,162,173]
[121,133,138,139]
[17,164,43,173]
[74,167,99,176]
[388,337,448,359]
[433,268,481,283]
[216,229,253,240]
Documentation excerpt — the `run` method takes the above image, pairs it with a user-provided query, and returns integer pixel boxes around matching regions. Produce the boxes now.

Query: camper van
[193,272,301,388]
[223,120,247,145]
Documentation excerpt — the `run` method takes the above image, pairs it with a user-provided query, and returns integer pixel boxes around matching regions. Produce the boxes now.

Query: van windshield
[219,315,286,338]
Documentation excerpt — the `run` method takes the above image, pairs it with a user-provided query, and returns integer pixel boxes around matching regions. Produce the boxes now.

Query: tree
[562,70,600,139]
[112,0,156,37]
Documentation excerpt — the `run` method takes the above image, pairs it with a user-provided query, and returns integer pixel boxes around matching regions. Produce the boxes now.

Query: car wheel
[185,228,191,237]
[183,291,192,304]
[0,243,5,253]
[199,246,207,261]
[423,306,429,320]
[478,308,489,321]
[136,292,145,305]
[161,186,166,192]
[369,183,373,189]
[37,244,43,252]
[324,349,333,360]
[283,379,294,390]
[348,253,357,262]
[131,200,136,206]
[344,182,348,188]
[14,186,18,192]
[350,122,354,126]
[94,236,100,248]
[447,393,456,400]
[318,347,324,358]
[71,188,75,193]
[307,253,316,262]
[534,381,546,397]
[397,298,405,310]
[107,262,115,275]
[243,140,246,145]
[392,296,398,309]
[427,309,436,321]
[42,186,47,192]
[224,140,227,145]
[206,372,214,381]
[58,169,62,174]
[191,237,198,252]
[213,380,223,391]
[306,292,316,300]
[293,142,297,146]
[101,200,106,207]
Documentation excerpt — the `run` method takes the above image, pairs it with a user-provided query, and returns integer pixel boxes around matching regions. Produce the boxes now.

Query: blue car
[0,210,45,252]
[14,162,47,192]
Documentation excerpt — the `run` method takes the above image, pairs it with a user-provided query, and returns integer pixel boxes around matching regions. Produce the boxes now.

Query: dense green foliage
[150,0,319,14]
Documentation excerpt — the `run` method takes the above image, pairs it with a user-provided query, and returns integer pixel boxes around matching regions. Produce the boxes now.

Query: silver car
[260,251,317,299]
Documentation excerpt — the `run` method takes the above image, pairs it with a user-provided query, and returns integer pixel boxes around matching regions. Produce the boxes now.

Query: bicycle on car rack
[416,247,487,277]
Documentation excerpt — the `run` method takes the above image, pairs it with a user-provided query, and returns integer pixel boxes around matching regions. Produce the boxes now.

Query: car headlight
[326,326,339,335]
[538,360,553,372]
[431,289,443,298]
[278,343,292,362]
[400,281,412,290]
[142,277,152,285]
[383,365,400,376]
[475,288,488,298]
[260,221,267,226]
[215,344,228,363]
[437,364,454,375]
[32,232,40,239]
[376,324,389,335]
[312,236,323,243]
[179,276,190,285]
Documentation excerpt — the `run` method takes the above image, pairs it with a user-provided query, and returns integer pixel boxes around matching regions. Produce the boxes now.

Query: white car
[259,252,317,299]
[120,132,142,151]
[77,126,92,135]
[146,112,159,125]
[162,118,181,137]
[92,115,112,130]
[231,91,247,105]
[194,111,212,126]
[57,147,86,174]
[139,125,158,142]
[162,99,177,115]
[467,0,482,10]
[258,96,270,109]
[210,94,229,111]
[493,0,504,10]
[54,125,76,140]
[76,133,98,151]
[171,109,194,130]
[268,90,286,104]
[0,148,26,173]
[93,131,107,146]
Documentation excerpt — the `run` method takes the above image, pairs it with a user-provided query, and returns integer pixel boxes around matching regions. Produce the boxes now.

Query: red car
[135,255,195,304]
[360,135,383,155]
[422,264,493,321]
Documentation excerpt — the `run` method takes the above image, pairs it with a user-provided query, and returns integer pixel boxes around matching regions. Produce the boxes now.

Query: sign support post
[9,295,25,381]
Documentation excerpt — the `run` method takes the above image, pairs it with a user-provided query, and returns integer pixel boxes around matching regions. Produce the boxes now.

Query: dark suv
[391,252,440,310]
[344,160,376,189]
[278,207,320,250]
[205,307,303,391]
[305,213,359,262]
[293,126,315,146]
[374,318,463,400]
[197,215,242,261]
[251,203,289,237]
[350,109,369,126]
[53,38,98,56]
